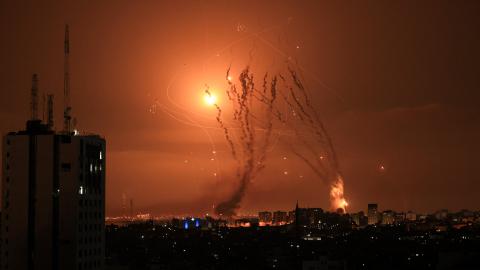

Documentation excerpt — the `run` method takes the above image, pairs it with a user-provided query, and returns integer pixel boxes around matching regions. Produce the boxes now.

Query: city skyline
[1,1,479,217]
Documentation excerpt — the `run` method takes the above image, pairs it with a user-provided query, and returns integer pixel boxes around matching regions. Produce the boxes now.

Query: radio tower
[47,94,54,130]
[63,24,72,133]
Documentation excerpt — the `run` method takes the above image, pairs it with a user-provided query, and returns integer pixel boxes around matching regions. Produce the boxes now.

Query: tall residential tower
[1,26,106,270]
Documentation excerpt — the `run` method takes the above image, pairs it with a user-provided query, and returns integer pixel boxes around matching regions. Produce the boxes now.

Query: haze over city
[1,0,479,217]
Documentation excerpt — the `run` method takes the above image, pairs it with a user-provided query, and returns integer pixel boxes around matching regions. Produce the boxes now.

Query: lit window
[79,186,84,195]
[89,164,93,173]
[99,151,103,160]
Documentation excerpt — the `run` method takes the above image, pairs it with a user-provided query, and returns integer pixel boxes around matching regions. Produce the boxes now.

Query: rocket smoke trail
[283,66,348,212]
[213,67,279,216]
[213,65,347,216]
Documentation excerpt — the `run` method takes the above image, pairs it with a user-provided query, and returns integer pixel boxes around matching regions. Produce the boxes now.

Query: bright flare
[204,93,217,106]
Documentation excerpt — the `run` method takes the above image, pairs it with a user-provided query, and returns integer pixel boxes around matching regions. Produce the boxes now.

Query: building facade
[272,211,288,225]
[258,211,273,225]
[367,203,379,225]
[1,120,105,270]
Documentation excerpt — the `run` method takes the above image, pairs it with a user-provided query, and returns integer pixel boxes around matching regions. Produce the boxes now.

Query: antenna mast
[42,93,46,122]
[47,94,54,130]
[63,24,72,133]
[30,74,39,120]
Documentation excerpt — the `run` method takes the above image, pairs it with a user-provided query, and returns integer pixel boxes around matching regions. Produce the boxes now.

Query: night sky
[1,1,479,216]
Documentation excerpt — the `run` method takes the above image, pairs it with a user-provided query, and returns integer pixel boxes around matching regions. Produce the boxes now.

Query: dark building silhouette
[1,25,106,270]
[2,120,106,270]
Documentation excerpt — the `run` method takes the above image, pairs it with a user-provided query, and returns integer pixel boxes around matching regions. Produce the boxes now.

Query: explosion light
[204,92,217,106]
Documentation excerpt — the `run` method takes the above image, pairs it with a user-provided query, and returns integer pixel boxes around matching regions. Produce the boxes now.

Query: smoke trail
[214,65,347,215]
[288,67,340,170]
[206,88,238,160]
[214,67,279,217]
[284,66,348,212]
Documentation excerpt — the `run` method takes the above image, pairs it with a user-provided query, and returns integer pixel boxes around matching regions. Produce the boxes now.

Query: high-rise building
[2,119,105,270]
[307,208,324,226]
[381,210,395,225]
[292,202,324,228]
[351,212,363,226]
[272,211,288,225]
[367,203,379,225]
[1,25,105,270]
